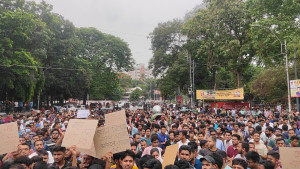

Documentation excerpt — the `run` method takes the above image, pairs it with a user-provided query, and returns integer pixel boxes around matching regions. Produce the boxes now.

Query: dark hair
[241,142,249,152]
[161,125,166,129]
[198,132,205,136]
[282,124,288,131]
[51,128,59,134]
[174,160,191,169]
[52,146,66,153]
[266,127,273,133]
[252,131,260,136]
[233,123,240,127]
[291,135,299,141]
[210,153,223,169]
[267,151,280,160]
[200,140,208,148]
[209,136,217,142]
[187,141,198,153]
[143,159,162,169]
[216,150,226,159]
[179,130,188,138]
[169,131,175,136]
[150,148,160,155]
[38,150,49,156]
[179,145,192,154]
[133,133,140,138]
[131,142,138,147]
[164,165,180,169]
[34,140,44,146]
[120,150,135,160]
[260,160,275,169]
[113,152,123,161]
[33,161,48,169]
[232,158,247,169]
[14,156,31,167]
[7,164,26,169]
[232,134,241,140]
[137,155,154,169]
[31,156,43,163]
[245,151,260,163]
[151,135,159,142]
[275,138,285,143]
[225,130,232,135]
[255,126,262,132]
[21,143,30,149]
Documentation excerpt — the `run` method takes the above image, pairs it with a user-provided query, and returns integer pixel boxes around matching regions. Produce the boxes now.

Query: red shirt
[227,145,239,158]
[4,117,13,123]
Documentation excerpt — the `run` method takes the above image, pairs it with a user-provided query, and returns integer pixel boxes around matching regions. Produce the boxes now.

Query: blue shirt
[216,139,225,151]
[158,133,169,150]
[194,158,202,169]
[142,137,151,146]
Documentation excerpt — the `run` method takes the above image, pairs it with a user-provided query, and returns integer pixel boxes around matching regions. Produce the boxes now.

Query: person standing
[158,126,169,150]
[245,151,260,169]
[49,146,72,169]
[251,132,267,159]
[199,136,223,156]
[227,134,241,158]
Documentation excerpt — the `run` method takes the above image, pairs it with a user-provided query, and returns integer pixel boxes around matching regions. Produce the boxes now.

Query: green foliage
[149,0,300,104]
[250,67,287,103]
[0,0,134,104]
[130,88,142,102]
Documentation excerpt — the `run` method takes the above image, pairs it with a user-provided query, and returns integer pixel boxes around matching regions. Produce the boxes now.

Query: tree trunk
[83,90,88,105]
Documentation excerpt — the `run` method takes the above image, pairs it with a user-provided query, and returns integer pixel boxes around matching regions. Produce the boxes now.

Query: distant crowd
[0,103,299,169]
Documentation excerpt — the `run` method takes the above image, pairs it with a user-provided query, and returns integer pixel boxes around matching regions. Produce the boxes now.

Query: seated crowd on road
[0,103,299,169]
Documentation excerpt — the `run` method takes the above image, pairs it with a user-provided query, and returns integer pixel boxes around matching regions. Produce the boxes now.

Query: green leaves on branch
[0,1,134,103]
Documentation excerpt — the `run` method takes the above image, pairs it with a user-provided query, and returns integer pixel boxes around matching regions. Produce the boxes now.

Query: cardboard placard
[94,110,130,158]
[279,147,300,169]
[162,144,179,168]
[105,110,126,125]
[77,110,90,119]
[0,122,19,155]
[62,119,98,150]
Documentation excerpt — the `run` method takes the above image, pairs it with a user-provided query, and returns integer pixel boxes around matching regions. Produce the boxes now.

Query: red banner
[210,102,250,110]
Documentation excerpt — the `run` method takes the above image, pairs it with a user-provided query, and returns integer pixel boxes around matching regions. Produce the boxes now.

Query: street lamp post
[252,25,291,113]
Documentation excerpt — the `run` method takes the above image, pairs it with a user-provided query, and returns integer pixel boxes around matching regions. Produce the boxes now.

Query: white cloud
[34,0,202,65]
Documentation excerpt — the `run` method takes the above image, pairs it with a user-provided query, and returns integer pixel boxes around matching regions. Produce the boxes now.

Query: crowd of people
[0,104,299,169]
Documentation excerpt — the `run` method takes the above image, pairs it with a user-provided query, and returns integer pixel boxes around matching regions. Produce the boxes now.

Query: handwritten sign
[94,110,130,158]
[77,110,90,119]
[62,119,98,151]
[162,144,179,168]
[279,147,300,169]
[0,122,19,155]
[105,110,126,125]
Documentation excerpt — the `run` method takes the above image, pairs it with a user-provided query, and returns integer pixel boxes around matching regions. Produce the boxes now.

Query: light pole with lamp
[252,25,291,113]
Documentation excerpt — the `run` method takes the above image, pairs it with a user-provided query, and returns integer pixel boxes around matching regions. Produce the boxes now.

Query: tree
[250,67,287,103]
[0,10,48,101]
[130,88,142,102]
[183,0,254,88]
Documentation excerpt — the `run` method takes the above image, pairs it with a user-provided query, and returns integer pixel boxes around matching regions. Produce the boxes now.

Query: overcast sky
[34,0,202,65]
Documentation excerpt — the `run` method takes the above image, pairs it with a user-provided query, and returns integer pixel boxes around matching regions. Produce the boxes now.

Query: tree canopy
[0,0,134,105]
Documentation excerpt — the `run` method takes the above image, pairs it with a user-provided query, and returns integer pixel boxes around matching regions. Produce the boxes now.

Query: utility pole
[285,40,291,113]
[294,47,299,112]
[189,55,192,107]
[192,60,195,108]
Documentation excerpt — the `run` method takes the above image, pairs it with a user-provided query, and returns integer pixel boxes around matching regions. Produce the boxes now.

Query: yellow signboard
[196,88,244,100]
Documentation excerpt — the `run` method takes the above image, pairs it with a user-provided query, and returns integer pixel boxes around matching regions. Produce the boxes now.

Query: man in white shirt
[177,130,190,149]
[223,130,233,152]
[29,140,54,164]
